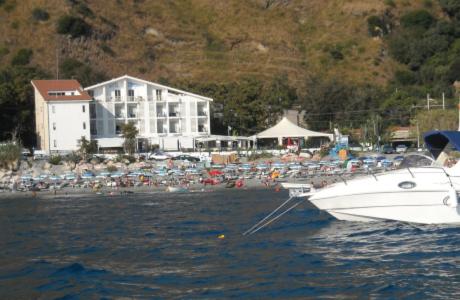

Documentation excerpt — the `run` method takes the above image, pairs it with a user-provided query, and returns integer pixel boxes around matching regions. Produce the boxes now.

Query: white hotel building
[31,80,91,154]
[85,75,212,151]
[32,75,213,153]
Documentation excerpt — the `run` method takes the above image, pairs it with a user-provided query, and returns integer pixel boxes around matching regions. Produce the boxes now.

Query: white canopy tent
[253,117,333,145]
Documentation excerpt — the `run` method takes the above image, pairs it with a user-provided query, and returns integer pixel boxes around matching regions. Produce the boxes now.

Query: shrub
[395,70,418,85]
[329,48,344,60]
[49,155,62,165]
[11,48,33,65]
[3,0,15,12]
[76,3,94,18]
[65,152,82,164]
[56,15,92,38]
[247,151,273,161]
[32,8,50,21]
[423,0,433,8]
[400,10,435,29]
[0,142,21,169]
[384,0,396,7]
[107,165,118,172]
[0,46,9,59]
[439,0,460,19]
[123,155,136,164]
[100,43,115,56]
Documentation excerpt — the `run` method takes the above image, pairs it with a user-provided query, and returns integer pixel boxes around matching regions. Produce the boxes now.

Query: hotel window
[156,90,162,101]
[128,89,134,96]
[52,105,55,113]
[53,123,56,130]
[83,122,86,130]
[53,140,57,147]
[114,90,121,100]
[82,105,85,113]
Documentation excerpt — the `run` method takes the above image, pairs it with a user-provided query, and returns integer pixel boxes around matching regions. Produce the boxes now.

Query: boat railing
[364,166,455,186]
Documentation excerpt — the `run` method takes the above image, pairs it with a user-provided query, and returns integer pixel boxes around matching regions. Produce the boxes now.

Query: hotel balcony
[168,111,180,117]
[197,110,207,117]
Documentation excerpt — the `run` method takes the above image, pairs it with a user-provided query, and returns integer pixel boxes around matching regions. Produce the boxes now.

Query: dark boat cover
[423,130,460,158]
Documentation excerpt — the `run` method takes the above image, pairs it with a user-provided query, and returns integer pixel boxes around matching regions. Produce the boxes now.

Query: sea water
[0,189,459,299]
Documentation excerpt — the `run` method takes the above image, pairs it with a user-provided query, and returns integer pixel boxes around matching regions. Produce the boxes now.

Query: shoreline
[0,178,295,200]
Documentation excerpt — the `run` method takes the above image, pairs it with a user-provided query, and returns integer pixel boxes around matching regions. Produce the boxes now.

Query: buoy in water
[218,234,225,239]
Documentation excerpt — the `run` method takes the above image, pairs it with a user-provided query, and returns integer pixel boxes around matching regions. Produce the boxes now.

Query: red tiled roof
[31,80,92,101]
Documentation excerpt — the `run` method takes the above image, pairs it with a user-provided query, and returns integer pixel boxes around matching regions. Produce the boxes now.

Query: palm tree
[121,122,138,155]
[78,136,98,160]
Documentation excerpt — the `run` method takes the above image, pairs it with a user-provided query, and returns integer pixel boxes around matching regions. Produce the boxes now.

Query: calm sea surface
[0,189,459,299]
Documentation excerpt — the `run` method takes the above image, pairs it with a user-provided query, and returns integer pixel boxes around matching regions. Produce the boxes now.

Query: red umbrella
[208,169,223,177]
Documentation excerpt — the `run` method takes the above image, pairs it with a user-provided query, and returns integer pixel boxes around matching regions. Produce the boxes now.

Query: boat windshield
[397,154,434,168]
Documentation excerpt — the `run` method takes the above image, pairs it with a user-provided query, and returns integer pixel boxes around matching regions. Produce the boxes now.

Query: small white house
[31,80,91,154]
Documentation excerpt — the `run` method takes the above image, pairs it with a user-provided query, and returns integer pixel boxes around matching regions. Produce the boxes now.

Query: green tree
[78,136,98,159]
[400,9,435,29]
[56,15,92,38]
[0,65,49,146]
[11,48,33,66]
[121,122,138,155]
[439,0,460,20]
[31,8,49,21]
[60,58,107,86]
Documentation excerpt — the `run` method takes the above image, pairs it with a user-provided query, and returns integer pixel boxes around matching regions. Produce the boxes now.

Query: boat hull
[305,168,460,224]
[311,191,460,223]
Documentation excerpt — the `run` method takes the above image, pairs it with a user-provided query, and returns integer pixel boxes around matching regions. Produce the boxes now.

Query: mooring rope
[246,199,306,236]
[242,196,294,236]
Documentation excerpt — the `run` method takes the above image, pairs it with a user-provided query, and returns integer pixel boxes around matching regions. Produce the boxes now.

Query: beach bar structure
[253,117,333,148]
[195,135,253,151]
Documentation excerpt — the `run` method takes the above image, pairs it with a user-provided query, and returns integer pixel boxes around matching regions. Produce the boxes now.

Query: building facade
[85,75,212,151]
[31,80,91,154]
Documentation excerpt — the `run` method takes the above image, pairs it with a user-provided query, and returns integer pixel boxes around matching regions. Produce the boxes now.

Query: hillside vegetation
[0,0,406,84]
[0,0,459,146]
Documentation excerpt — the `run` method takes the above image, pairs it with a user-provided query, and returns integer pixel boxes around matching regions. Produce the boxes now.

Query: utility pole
[56,45,59,80]
[442,92,445,110]
[416,121,420,148]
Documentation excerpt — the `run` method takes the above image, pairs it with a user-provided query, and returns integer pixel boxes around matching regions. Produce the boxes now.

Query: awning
[423,130,460,159]
[253,117,333,140]
[195,135,252,142]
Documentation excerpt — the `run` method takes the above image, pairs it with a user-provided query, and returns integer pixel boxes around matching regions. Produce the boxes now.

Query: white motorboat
[282,130,460,224]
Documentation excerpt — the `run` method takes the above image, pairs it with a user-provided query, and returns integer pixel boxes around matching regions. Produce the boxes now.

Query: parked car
[172,154,200,162]
[381,145,394,154]
[395,144,408,153]
[149,151,170,160]
[33,150,48,160]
